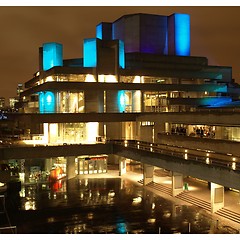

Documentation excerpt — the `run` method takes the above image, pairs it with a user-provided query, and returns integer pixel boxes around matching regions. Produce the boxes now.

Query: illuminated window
[39,91,55,113]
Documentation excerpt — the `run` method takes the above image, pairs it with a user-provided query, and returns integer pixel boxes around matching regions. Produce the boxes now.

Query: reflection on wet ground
[4,174,238,234]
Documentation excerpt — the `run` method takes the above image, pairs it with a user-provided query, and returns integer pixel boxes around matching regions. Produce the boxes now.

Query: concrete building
[17,13,240,145]
[2,13,240,216]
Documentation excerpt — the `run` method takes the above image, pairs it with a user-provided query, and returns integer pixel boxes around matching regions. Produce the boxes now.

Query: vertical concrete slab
[211,183,224,213]
[66,156,76,180]
[143,164,154,185]
[172,172,183,196]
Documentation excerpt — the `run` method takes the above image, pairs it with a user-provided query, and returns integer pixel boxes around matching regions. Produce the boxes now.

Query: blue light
[116,222,127,234]
[201,97,232,107]
[43,43,63,71]
[96,24,102,39]
[119,40,125,69]
[118,90,125,112]
[39,91,55,113]
[39,92,45,113]
[83,38,97,67]
[174,13,190,56]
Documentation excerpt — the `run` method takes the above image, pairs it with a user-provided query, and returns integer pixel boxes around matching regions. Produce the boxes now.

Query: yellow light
[85,74,96,82]
[232,162,236,170]
[232,157,236,161]
[150,143,153,152]
[133,76,141,83]
[86,122,99,143]
[45,76,54,82]
[124,140,128,147]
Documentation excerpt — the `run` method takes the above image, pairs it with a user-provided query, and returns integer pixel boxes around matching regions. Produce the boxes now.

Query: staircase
[216,208,240,224]
[138,179,240,225]
[176,191,211,212]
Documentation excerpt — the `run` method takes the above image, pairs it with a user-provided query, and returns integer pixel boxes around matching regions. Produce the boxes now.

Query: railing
[108,139,240,172]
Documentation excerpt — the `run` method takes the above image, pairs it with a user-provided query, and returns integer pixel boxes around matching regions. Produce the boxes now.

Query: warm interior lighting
[86,122,99,143]
[85,74,96,82]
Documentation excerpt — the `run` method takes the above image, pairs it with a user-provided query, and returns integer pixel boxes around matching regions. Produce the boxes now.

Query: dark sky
[0,6,240,101]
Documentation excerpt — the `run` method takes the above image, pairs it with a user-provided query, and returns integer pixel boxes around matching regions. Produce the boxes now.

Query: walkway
[127,168,240,231]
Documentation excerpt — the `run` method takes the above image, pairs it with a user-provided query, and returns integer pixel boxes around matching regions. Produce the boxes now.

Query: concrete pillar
[143,164,154,185]
[154,122,165,143]
[119,157,126,176]
[106,90,124,113]
[66,156,76,180]
[132,90,141,112]
[211,182,224,213]
[172,172,184,197]
[85,90,104,113]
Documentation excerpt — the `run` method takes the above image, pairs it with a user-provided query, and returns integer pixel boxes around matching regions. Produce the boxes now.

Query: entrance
[77,155,108,175]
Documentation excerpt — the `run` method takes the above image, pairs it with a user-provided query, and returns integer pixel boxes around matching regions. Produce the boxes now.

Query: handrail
[108,139,240,172]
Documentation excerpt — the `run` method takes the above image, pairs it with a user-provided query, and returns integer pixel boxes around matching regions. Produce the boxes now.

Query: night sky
[0,6,240,102]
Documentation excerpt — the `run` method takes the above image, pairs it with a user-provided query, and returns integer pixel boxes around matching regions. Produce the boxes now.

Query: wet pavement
[2,169,239,234]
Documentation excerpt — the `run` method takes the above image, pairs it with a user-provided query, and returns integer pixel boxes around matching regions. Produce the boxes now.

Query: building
[2,12,240,182]
[18,12,240,144]
[0,97,5,109]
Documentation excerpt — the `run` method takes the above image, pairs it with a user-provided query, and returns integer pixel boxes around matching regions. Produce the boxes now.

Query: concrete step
[216,208,240,224]
[176,191,211,211]
[146,182,172,196]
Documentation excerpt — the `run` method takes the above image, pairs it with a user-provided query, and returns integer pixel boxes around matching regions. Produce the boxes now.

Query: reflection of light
[152,203,155,209]
[232,157,236,161]
[48,217,55,223]
[19,172,25,182]
[132,196,142,203]
[147,218,156,223]
[150,144,153,152]
[116,222,127,234]
[232,162,236,170]
[206,158,210,164]
[25,201,36,210]
[124,140,128,147]
[163,211,171,218]
[87,213,93,220]
[184,153,188,160]
[108,190,115,197]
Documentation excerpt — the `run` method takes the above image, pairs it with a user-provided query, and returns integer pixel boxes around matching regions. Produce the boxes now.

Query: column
[172,172,183,196]
[66,156,76,180]
[143,164,154,185]
[211,182,224,213]
[119,157,126,176]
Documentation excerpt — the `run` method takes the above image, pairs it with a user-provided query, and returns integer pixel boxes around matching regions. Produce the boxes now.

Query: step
[216,208,240,224]
[176,193,211,211]
[146,182,172,195]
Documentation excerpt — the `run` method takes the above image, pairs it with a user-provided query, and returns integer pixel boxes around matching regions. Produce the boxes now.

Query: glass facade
[56,92,84,113]
[76,155,108,175]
